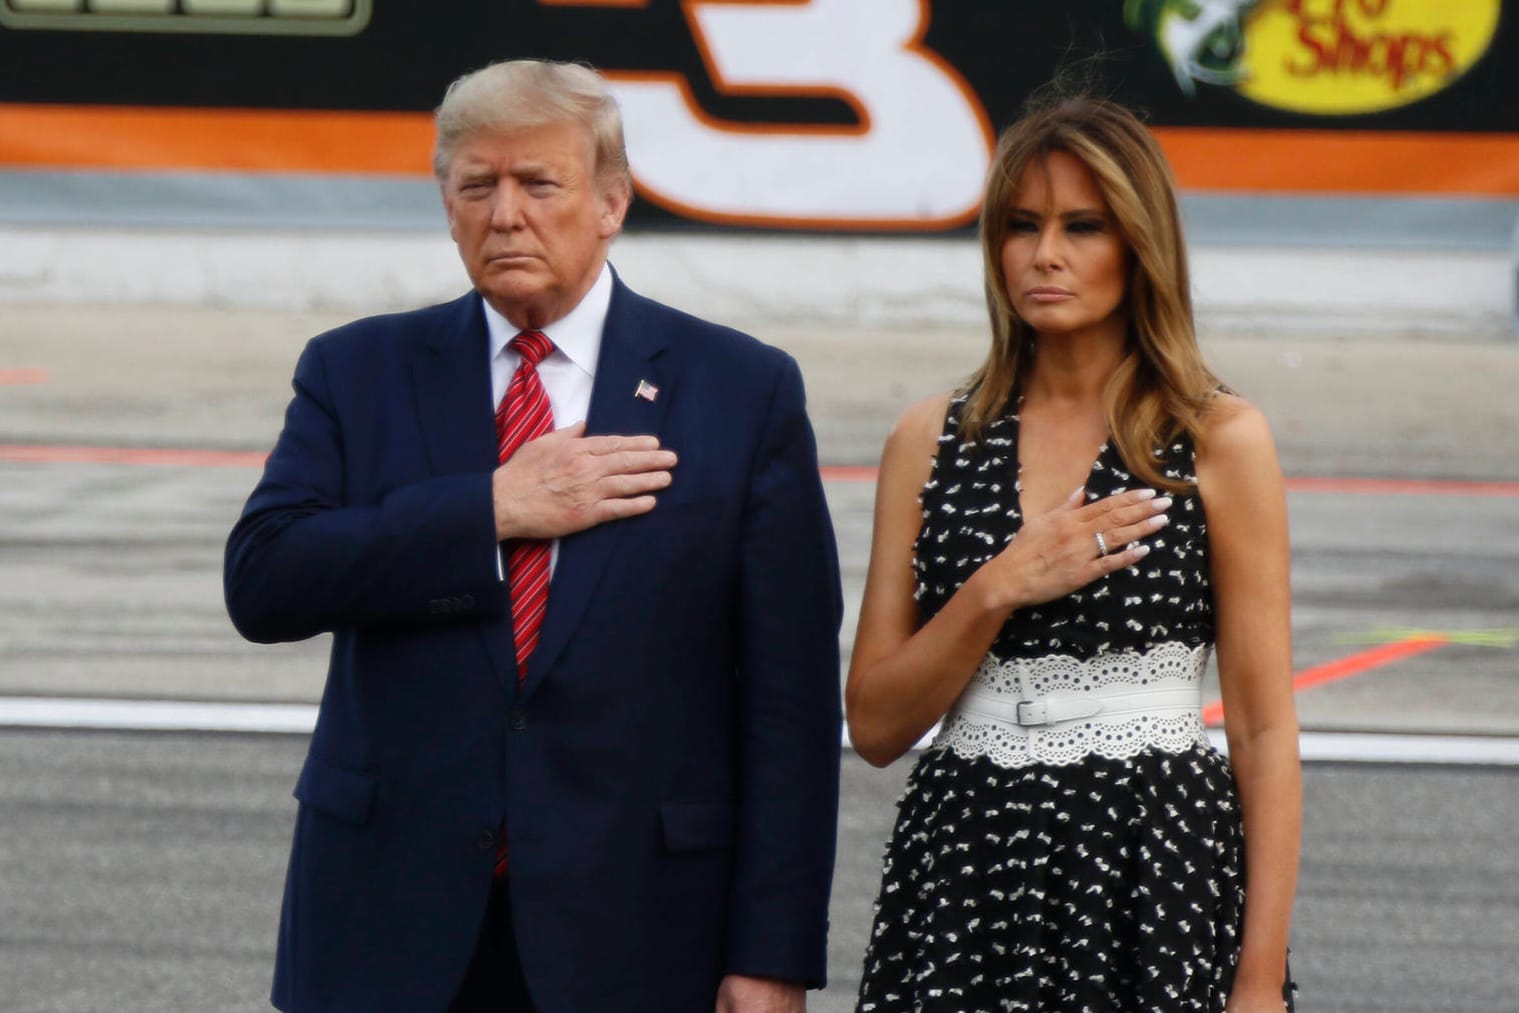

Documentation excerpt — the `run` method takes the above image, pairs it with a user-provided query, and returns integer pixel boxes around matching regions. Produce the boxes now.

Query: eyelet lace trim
[933,642,1211,768]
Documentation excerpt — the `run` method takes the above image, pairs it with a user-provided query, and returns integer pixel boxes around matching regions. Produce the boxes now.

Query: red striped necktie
[495,329,556,683]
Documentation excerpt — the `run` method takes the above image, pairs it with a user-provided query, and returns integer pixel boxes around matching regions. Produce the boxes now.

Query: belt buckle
[1015,700,1048,726]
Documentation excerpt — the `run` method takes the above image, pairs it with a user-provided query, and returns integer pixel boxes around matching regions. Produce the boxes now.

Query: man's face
[442,121,630,330]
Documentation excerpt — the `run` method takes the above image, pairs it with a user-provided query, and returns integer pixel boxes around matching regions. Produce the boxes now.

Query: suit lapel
[522,278,671,699]
[412,293,518,696]
[413,293,496,474]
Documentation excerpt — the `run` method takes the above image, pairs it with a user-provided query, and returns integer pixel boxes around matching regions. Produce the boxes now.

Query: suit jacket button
[510,709,527,731]
[475,829,497,850]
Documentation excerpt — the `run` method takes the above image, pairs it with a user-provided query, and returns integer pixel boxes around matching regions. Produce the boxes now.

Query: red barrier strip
[0,369,49,385]
[3,448,1519,500]
[1201,635,1451,727]
[0,444,267,467]
[817,466,1519,496]
[818,465,879,482]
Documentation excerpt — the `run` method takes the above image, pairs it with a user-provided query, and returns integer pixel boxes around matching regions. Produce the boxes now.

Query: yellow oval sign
[1236,0,1500,115]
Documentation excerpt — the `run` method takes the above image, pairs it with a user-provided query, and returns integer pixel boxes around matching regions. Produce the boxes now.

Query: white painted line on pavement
[4,697,1519,765]
[1285,731,1519,766]
[0,696,317,733]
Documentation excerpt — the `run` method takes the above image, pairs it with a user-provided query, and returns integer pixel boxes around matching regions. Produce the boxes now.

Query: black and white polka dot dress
[855,394,1289,1013]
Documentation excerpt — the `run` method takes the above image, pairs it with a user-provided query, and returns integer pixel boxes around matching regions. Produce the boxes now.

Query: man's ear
[441,186,460,243]
[599,179,632,239]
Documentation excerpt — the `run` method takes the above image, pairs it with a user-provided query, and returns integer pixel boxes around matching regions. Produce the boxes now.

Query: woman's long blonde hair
[963,97,1218,493]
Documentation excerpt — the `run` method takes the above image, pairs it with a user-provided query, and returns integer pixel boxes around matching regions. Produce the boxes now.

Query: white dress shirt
[483,263,610,426]
[482,262,613,576]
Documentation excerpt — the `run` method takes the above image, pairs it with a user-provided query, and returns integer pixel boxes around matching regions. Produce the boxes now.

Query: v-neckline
[1010,394,1111,521]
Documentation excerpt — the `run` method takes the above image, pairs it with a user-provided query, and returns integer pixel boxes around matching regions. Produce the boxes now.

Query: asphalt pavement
[2,731,1516,1013]
[2,297,1518,1011]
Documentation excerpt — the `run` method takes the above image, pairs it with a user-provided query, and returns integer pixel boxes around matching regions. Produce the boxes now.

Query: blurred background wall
[1,0,1515,333]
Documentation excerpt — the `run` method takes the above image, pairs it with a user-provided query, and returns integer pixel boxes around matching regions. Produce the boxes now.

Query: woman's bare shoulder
[888,392,954,448]
[878,391,954,483]
[1200,390,1274,458]
[1197,390,1283,499]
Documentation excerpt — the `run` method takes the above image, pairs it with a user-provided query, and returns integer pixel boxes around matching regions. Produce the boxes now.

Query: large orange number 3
[549,0,994,230]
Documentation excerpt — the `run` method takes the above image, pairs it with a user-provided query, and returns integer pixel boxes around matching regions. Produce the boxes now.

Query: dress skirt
[855,742,1251,1013]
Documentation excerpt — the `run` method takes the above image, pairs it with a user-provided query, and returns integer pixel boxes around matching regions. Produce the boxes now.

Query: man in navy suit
[225,59,842,1012]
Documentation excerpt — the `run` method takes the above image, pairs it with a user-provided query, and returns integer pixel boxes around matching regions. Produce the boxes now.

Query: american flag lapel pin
[634,379,659,402]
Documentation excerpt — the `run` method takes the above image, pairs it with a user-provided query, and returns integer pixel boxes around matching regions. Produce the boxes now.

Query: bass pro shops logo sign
[1126,0,1501,114]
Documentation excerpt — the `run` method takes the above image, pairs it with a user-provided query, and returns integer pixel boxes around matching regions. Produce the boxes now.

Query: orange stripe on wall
[0,104,434,175]
[2,104,1517,196]
[1154,127,1519,196]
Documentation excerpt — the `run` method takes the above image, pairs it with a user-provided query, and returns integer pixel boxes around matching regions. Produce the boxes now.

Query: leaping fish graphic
[1125,0,1260,96]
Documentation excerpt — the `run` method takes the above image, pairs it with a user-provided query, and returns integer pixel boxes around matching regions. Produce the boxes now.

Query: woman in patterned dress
[847,97,1300,1012]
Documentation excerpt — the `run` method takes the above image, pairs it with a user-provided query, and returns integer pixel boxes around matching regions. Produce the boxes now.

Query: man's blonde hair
[433,59,632,193]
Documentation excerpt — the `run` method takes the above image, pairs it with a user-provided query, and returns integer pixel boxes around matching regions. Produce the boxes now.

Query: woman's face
[1000,149,1131,343]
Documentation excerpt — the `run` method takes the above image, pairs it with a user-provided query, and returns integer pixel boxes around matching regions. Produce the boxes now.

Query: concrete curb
[2,226,1513,340]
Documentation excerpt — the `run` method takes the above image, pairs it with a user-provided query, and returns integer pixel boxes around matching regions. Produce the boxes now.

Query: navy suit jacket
[225,276,843,1012]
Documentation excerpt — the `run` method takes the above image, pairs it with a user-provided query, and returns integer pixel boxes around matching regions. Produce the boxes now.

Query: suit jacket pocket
[294,756,378,827]
[659,800,735,852]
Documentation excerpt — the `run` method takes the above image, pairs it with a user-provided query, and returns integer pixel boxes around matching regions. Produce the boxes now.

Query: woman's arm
[1198,395,1301,1010]
[844,395,1171,766]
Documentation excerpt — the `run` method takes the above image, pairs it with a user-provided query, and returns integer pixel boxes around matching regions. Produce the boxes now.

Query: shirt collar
[482,262,612,377]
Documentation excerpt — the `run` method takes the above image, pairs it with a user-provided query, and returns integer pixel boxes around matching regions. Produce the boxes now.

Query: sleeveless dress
[854,393,1284,1013]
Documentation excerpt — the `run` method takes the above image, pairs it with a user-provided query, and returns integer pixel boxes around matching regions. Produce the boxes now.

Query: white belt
[933,643,1212,768]
[956,683,1201,728]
